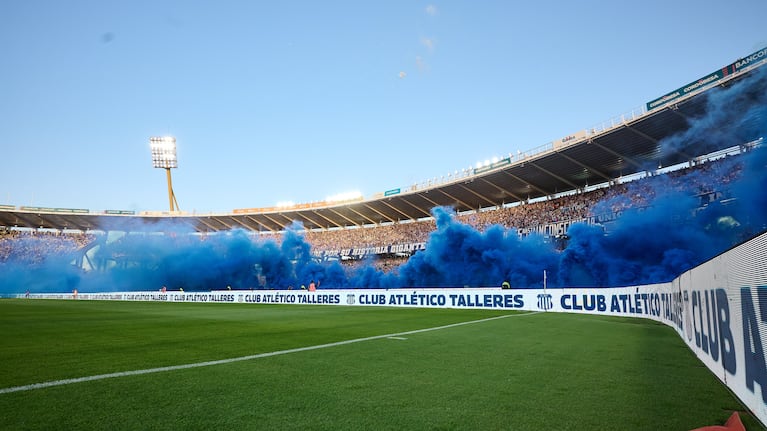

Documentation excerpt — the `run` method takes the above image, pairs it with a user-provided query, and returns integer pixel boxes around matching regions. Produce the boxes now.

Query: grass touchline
[0,310,536,395]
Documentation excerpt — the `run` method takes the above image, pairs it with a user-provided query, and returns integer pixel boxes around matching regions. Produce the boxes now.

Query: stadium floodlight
[150,136,178,169]
[149,136,180,212]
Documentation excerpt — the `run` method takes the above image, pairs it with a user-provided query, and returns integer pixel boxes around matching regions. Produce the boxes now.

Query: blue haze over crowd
[1,67,766,294]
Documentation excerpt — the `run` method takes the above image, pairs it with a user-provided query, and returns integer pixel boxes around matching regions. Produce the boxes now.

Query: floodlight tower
[149,136,180,212]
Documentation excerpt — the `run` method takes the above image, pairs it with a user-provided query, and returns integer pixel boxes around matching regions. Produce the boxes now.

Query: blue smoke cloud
[559,184,731,287]
[1,68,766,293]
[354,209,558,289]
[556,65,767,287]
[660,65,767,158]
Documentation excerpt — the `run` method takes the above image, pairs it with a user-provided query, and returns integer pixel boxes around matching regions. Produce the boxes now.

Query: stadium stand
[0,47,763,270]
[0,150,747,273]
[0,229,94,264]
[300,151,747,253]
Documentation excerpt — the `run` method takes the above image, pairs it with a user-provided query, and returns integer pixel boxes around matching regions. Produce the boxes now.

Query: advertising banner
[646,70,723,111]
[646,46,767,111]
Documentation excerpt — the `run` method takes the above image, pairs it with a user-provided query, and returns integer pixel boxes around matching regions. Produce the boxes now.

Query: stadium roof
[1,62,765,233]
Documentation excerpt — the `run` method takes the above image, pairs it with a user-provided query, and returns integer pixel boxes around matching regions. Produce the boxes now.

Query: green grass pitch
[0,299,760,430]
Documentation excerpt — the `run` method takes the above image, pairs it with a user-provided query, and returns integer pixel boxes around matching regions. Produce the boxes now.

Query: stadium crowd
[304,154,744,252]
[0,153,745,268]
[0,229,94,263]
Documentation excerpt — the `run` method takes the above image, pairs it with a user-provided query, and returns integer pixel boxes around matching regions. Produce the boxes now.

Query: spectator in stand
[0,230,96,263]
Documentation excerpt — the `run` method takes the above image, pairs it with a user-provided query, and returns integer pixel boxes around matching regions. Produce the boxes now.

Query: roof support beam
[397,198,432,219]
[244,215,274,232]
[529,162,579,191]
[288,211,328,230]
[413,192,442,209]
[626,123,695,162]
[345,206,381,225]
[206,216,233,231]
[378,200,414,222]
[477,177,524,202]
[314,211,343,227]
[57,216,90,232]
[588,139,643,170]
[360,202,398,224]
[324,208,361,228]
[194,217,223,232]
[553,152,613,183]
[433,188,473,211]
[457,183,501,208]
[500,170,550,196]
[626,124,660,144]
[264,213,289,231]
[225,216,258,232]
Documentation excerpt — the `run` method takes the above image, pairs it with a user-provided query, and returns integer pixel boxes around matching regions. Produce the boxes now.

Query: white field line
[0,311,541,395]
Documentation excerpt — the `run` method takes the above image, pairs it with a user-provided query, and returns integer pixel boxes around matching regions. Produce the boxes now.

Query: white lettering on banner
[649,91,682,109]
[389,243,426,253]
[233,293,341,305]
[683,74,720,93]
[554,130,587,149]
[124,293,167,301]
[166,293,235,303]
[735,48,767,70]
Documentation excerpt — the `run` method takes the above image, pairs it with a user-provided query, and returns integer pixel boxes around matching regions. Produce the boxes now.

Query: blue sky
[2,1,766,214]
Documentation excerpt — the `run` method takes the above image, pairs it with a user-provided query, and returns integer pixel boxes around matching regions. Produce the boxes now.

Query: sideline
[0,311,541,395]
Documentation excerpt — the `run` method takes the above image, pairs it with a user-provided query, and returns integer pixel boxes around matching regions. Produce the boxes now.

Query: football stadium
[2,46,767,430]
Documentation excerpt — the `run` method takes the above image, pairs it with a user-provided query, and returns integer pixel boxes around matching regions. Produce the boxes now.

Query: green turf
[0,299,760,430]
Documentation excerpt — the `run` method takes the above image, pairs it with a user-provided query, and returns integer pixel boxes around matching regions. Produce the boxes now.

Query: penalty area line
[0,311,539,395]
